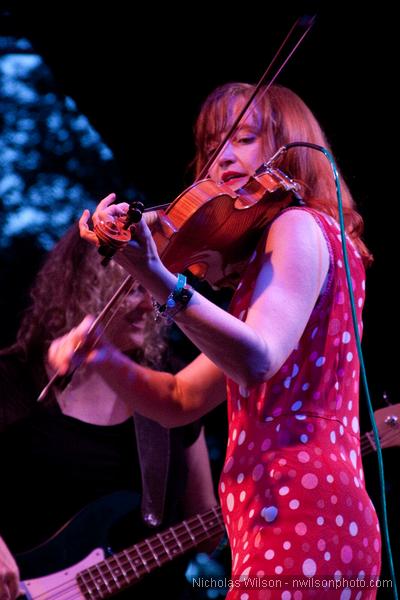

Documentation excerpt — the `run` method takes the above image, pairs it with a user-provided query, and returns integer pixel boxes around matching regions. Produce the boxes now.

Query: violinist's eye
[237,135,256,145]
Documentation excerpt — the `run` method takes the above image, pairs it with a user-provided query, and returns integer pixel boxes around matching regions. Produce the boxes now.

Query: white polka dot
[324,552,331,561]
[275,565,283,574]
[284,377,291,389]
[279,486,290,496]
[302,383,310,391]
[330,431,336,444]
[283,541,291,550]
[239,567,251,580]
[238,430,246,445]
[240,594,249,600]
[292,364,299,377]
[336,515,344,526]
[315,356,326,367]
[220,482,225,492]
[311,327,318,339]
[261,505,278,522]
[252,464,264,481]
[223,457,234,473]
[352,417,359,433]
[227,493,235,512]
[349,521,358,536]
[326,474,334,483]
[342,331,351,344]
[302,558,317,577]
[232,428,237,441]
[289,499,300,510]
[300,434,308,443]
[340,589,351,600]
[317,516,324,525]
[350,450,357,468]
[295,522,307,536]
[340,545,353,564]
[264,549,275,560]
[281,592,291,600]
[291,400,302,411]
[298,451,310,463]
[346,352,353,362]
[261,438,271,451]
[240,491,246,502]
[301,473,319,489]
[237,473,244,483]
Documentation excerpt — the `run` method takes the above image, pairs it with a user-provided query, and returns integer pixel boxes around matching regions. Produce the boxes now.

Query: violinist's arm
[104,208,329,389]
[49,328,226,428]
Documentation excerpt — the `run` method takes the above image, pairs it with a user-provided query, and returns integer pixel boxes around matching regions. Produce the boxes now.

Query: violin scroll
[95,200,144,266]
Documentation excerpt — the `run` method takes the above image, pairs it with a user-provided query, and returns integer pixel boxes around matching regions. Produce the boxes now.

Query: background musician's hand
[0,537,20,600]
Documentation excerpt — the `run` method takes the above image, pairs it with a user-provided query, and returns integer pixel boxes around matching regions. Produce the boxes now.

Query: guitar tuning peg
[382,391,392,406]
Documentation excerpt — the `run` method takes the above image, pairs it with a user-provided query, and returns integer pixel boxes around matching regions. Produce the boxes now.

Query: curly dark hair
[13,224,168,369]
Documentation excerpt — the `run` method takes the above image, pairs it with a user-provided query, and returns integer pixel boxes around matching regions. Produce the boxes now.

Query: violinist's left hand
[79,193,130,248]
[79,193,167,284]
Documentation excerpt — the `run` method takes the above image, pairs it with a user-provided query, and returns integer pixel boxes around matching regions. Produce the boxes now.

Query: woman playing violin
[49,83,381,598]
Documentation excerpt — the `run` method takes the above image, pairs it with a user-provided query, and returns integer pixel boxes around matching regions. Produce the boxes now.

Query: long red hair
[194,83,372,266]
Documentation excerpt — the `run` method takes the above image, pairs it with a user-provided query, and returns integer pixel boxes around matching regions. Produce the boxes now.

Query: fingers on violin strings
[132,216,151,239]
[97,193,117,209]
[96,193,128,218]
[79,210,99,246]
[143,210,159,227]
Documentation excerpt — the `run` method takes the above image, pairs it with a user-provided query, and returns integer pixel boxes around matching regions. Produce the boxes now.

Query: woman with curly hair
[0,225,216,599]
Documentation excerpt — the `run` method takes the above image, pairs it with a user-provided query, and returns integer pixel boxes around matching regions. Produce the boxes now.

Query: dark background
[1,2,398,590]
[4,3,395,414]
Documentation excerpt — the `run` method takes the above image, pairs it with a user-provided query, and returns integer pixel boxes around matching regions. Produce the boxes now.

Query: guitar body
[20,550,102,600]
[17,491,140,580]
[16,493,224,600]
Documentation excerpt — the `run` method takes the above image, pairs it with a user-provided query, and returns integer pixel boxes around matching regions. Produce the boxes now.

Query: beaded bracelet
[153,274,193,322]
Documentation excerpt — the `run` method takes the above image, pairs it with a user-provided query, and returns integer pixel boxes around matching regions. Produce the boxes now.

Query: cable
[266,142,398,599]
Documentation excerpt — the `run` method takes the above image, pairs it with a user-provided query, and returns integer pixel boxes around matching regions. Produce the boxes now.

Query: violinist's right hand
[0,536,20,600]
[48,316,113,376]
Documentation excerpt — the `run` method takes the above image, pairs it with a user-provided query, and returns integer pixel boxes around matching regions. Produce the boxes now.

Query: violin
[92,16,315,287]
[95,164,301,288]
[37,16,312,402]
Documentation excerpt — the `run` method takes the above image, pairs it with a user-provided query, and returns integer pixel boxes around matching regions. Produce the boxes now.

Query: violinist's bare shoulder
[245,208,330,377]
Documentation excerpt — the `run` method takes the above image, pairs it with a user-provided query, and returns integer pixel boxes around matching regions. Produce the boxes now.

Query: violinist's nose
[217,141,236,169]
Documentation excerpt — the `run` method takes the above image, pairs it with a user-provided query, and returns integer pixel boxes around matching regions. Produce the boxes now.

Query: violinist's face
[207,111,265,191]
[106,285,153,352]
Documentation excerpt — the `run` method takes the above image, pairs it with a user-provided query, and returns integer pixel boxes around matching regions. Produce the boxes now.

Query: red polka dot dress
[219,208,381,599]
